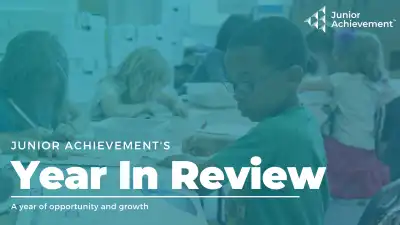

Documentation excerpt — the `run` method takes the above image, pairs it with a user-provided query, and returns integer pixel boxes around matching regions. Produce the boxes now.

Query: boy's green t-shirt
[207,106,330,225]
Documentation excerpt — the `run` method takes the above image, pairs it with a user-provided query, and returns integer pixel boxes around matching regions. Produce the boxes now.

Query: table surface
[3,93,370,225]
[9,105,251,225]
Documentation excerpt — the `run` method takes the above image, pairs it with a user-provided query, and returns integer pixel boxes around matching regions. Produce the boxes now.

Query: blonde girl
[300,29,391,199]
[94,47,187,119]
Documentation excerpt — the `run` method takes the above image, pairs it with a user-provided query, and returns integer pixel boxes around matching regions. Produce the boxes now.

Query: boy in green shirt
[160,17,329,225]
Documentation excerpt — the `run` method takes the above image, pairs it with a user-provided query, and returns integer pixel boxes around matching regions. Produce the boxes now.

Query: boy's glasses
[219,80,254,95]
[225,68,280,95]
[221,82,235,94]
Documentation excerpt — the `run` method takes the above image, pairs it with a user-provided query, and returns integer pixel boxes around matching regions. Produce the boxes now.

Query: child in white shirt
[300,29,390,199]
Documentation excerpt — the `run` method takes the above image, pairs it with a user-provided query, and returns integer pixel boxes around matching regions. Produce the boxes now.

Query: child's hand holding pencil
[182,132,236,157]
[47,123,76,142]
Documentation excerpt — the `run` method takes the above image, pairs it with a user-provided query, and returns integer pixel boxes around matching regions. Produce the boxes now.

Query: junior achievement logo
[305,6,396,32]
[304,7,327,32]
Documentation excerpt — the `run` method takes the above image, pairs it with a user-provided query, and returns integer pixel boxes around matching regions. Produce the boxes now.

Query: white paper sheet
[199,124,253,138]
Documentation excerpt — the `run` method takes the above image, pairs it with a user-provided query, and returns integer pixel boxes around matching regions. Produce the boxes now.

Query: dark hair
[306,27,335,54]
[215,14,253,52]
[228,17,308,70]
[0,30,69,128]
[0,30,68,96]
[183,47,197,58]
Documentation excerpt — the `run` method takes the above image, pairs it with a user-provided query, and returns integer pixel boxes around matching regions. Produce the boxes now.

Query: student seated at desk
[93,47,187,120]
[181,132,237,157]
[182,45,210,68]
[174,64,194,96]
[188,15,252,83]
[0,31,82,159]
[300,30,392,199]
[160,17,329,225]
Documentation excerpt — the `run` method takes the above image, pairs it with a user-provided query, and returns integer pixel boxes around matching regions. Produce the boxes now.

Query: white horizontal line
[12,196,300,199]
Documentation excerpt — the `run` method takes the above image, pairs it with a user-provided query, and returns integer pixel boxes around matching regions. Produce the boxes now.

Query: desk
[87,106,253,222]
[90,106,255,151]
[14,163,208,225]
[8,106,251,225]
[4,96,330,224]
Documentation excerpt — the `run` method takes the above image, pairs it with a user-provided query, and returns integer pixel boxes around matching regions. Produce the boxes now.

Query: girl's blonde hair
[112,47,172,101]
[335,30,386,82]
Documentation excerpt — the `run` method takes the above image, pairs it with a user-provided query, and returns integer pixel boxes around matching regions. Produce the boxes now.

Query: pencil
[8,99,38,129]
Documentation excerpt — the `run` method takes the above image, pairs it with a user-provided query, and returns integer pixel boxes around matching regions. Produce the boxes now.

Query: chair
[377,96,400,181]
[357,179,400,225]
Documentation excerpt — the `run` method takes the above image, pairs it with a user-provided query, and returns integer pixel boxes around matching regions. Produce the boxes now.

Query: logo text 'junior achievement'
[305,6,396,32]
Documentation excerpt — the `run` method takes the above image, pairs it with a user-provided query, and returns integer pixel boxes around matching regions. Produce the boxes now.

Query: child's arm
[298,75,333,92]
[156,89,188,117]
[100,94,150,118]
[378,79,399,107]
[157,90,177,109]
[59,101,82,128]
[182,132,236,156]
[50,101,87,142]
[66,101,85,133]
[67,101,81,122]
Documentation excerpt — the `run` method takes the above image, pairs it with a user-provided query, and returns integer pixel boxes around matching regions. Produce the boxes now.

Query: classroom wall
[0,1,107,103]
[186,0,291,47]
[0,0,298,104]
